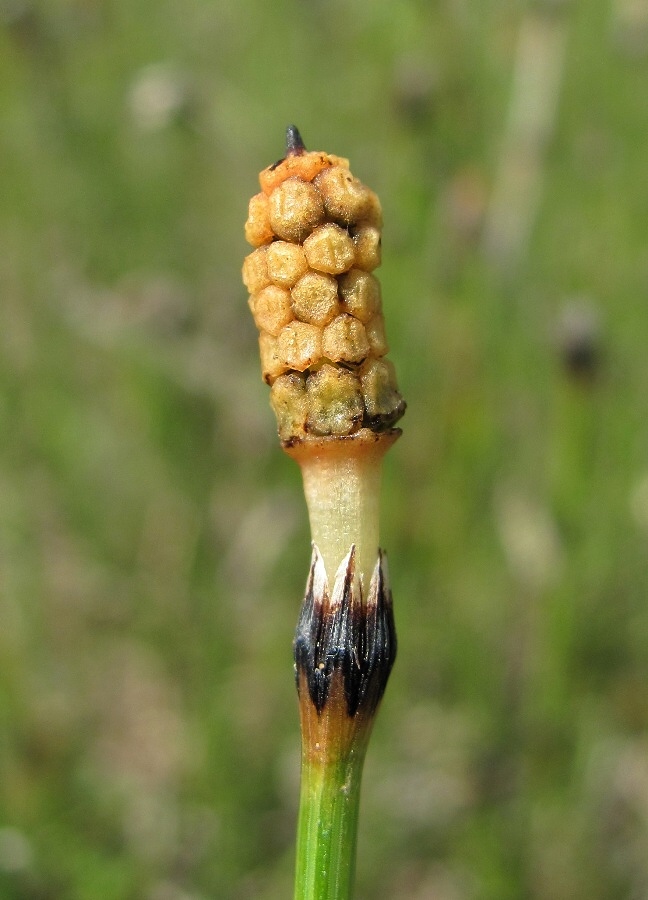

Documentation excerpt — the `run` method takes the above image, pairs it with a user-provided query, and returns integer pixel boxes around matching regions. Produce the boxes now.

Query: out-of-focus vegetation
[1,0,648,897]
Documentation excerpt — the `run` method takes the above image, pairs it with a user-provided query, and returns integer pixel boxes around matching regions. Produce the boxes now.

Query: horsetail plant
[243,127,406,900]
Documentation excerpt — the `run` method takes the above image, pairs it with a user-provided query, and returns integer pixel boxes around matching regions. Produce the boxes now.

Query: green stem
[294,742,369,900]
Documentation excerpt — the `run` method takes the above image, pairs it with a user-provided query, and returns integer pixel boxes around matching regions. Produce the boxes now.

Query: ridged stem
[294,689,371,900]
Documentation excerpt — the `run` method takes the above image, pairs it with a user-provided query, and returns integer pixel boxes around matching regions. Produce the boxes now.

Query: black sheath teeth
[294,546,397,717]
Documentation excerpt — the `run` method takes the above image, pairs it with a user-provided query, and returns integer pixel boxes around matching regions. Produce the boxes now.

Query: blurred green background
[2,0,648,897]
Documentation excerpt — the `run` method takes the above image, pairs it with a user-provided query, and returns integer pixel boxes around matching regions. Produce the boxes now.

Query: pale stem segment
[285,430,399,593]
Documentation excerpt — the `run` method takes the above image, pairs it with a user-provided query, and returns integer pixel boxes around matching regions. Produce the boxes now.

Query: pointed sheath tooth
[367,548,389,612]
[294,544,329,711]
[363,550,397,712]
[342,549,396,717]
[317,545,356,710]
[329,545,358,612]
[310,542,329,609]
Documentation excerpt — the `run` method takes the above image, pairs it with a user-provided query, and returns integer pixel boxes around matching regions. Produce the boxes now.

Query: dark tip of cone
[286,125,306,156]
